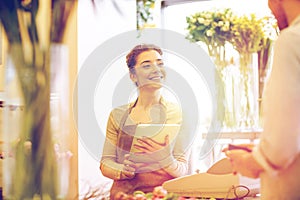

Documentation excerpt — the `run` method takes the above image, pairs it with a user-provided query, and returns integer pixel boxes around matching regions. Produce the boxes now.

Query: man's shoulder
[277,23,300,46]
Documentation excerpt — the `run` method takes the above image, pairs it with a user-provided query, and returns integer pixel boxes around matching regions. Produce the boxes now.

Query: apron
[109,105,174,199]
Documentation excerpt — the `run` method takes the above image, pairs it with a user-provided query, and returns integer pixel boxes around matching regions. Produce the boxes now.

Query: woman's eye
[158,63,164,67]
[142,65,151,68]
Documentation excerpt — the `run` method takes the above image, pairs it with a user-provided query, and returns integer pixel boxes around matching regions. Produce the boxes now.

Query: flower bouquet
[186,8,237,130]
[186,8,236,68]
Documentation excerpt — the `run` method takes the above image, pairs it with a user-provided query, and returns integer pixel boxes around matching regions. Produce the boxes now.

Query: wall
[78,0,136,198]
[63,2,78,198]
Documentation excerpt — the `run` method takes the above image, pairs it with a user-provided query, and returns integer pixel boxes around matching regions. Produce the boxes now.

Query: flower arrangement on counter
[186,8,278,130]
[186,8,278,67]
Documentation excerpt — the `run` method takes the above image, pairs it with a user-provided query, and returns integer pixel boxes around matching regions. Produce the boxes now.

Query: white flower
[206,29,213,37]
[204,19,211,26]
[221,25,229,32]
[218,21,224,26]
[197,17,205,24]
[205,13,211,19]
[220,21,230,31]
[191,18,197,23]
[225,13,231,19]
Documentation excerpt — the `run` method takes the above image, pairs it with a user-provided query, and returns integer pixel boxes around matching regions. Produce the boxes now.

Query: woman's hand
[132,135,172,164]
[122,154,148,179]
[224,150,263,178]
[133,135,170,153]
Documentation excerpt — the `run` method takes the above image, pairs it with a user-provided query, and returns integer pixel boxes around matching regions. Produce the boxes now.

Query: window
[161,0,272,171]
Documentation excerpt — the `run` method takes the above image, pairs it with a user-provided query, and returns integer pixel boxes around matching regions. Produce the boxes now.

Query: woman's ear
[130,72,138,85]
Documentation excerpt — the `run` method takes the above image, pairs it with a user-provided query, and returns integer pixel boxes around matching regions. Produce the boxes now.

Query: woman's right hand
[122,154,148,179]
[122,154,136,179]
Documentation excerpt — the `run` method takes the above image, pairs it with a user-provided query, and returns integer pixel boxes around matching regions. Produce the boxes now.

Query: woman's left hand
[132,135,173,164]
[225,150,263,178]
[133,135,170,153]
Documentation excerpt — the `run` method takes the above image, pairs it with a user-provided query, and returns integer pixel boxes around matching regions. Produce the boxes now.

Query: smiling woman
[100,44,193,200]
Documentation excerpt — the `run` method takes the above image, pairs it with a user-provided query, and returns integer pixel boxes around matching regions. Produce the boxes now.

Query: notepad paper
[130,124,181,153]
[129,124,181,163]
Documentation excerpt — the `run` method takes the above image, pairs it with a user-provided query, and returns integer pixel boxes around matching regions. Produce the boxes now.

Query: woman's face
[130,50,166,89]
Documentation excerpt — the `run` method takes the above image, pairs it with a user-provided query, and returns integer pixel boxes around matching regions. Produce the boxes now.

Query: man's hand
[222,143,255,152]
[225,149,263,178]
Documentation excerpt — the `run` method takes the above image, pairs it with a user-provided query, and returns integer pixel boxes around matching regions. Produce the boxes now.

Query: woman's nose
[151,64,162,73]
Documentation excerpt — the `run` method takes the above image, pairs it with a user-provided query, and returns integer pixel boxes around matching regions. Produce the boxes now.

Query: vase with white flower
[186,8,240,129]
[186,8,235,68]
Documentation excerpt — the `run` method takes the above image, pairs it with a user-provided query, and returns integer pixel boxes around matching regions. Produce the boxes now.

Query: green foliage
[137,0,156,29]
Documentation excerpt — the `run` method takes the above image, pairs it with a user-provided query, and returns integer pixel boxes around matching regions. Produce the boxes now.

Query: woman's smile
[149,75,164,81]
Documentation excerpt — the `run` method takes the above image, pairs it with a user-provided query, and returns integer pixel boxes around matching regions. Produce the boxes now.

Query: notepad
[129,124,181,163]
[130,124,181,152]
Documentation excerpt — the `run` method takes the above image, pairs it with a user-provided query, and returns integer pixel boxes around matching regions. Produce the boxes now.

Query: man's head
[269,0,300,30]
[268,0,289,30]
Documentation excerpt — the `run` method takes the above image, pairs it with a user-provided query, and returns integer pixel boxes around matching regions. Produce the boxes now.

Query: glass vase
[237,53,260,130]
[209,45,241,131]
[219,59,241,131]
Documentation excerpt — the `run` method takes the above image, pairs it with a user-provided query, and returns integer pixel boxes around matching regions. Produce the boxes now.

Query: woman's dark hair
[126,44,163,72]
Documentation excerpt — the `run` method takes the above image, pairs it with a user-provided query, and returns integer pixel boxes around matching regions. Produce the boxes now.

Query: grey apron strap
[116,105,136,161]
